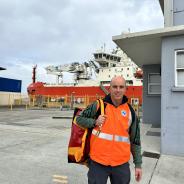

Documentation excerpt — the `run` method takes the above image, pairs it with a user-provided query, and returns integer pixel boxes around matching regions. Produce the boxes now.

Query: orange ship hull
[27,82,143,105]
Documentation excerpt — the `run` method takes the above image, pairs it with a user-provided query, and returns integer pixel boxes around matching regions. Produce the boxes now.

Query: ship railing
[28,94,104,109]
[45,83,76,86]
[27,94,141,116]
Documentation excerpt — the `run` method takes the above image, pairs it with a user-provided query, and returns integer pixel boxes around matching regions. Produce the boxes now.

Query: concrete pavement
[0,108,183,184]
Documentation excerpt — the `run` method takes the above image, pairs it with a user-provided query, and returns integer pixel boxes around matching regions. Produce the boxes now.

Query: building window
[175,50,184,87]
[148,73,161,95]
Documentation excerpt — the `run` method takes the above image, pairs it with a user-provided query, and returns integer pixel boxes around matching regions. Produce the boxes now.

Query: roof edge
[112,25,184,41]
[159,0,164,14]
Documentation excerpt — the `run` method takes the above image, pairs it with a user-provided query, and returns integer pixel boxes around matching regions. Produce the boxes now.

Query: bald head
[110,76,126,105]
[110,76,126,87]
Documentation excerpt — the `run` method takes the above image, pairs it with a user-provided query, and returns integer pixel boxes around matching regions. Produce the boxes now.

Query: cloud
[0,0,163,93]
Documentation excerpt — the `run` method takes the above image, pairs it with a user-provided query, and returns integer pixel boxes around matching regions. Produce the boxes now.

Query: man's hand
[95,115,107,127]
[135,168,142,182]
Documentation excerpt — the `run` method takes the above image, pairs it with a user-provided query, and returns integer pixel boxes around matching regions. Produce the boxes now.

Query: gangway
[100,84,109,95]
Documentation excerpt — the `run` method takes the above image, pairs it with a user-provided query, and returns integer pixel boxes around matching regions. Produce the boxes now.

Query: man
[76,76,142,184]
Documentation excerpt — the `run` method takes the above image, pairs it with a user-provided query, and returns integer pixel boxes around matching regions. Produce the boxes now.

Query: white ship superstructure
[45,47,142,87]
[94,48,142,86]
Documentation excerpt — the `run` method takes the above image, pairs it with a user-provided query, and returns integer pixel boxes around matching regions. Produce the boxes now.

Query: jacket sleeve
[76,101,98,128]
[128,104,142,168]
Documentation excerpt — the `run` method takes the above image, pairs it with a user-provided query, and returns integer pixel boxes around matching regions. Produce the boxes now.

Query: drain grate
[52,116,72,119]
[142,151,160,159]
[50,126,68,130]
[4,122,30,126]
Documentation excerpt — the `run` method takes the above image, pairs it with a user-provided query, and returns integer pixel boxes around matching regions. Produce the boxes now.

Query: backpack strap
[95,98,106,119]
[99,98,104,115]
[94,98,107,136]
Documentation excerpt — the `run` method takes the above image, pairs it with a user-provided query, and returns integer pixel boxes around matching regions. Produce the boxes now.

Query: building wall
[164,0,173,27]
[173,0,184,26]
[161,35,184,156]
[142,64,161,127]
[0,92,21,105]
[164,0,184,26]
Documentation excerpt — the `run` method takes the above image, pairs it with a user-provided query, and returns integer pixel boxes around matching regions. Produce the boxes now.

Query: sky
[0,0,164,93]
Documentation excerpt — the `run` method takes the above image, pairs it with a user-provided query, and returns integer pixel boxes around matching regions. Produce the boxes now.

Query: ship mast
[32,65,37,83]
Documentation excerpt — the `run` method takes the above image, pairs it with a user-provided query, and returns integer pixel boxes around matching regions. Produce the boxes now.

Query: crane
[45,61,100,85]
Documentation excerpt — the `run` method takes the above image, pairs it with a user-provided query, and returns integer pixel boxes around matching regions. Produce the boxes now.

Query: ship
[27,47,143,105]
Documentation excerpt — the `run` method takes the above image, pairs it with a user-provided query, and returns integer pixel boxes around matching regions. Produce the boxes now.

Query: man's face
[110,78,126,101]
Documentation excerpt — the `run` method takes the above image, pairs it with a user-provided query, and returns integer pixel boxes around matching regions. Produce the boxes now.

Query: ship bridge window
[99,54,102,58]
[101,63,108,67]
[128,80,133,85]
[110,56,113,60]
[94,54,98,59]
[103,54,106,58]
[118,58,121,62]
[107,55,110,60]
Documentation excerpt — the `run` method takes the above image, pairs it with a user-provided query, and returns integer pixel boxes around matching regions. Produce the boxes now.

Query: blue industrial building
[0,77,22,93]
[0,67,22,105]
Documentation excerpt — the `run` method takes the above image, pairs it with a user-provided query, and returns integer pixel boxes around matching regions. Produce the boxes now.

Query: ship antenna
[103,43,106,52]
[32,65,37,83]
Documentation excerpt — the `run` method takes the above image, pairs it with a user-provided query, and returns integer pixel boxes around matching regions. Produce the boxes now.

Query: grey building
[113,0,184,156]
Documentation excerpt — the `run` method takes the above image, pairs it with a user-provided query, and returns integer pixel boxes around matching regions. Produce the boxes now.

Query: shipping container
[0,77,22,92]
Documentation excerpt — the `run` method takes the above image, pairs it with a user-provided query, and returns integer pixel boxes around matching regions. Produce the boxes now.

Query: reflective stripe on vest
[92,129,130,144]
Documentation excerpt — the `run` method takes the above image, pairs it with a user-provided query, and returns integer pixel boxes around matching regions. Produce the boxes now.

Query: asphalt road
[0,108,88,184]
[1,108,182,184]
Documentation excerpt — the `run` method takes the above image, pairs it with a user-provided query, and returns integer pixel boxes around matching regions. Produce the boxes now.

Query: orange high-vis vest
[90,102,132,166]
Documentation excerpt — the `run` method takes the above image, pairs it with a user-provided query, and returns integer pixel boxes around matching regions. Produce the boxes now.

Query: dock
[0,108,183,184]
